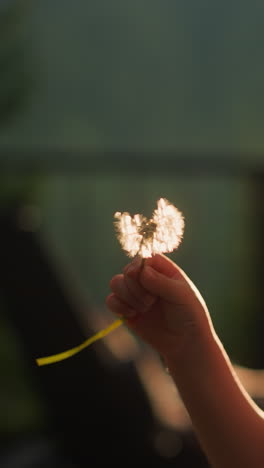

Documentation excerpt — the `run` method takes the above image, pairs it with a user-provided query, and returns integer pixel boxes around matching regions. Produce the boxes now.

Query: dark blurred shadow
[0,199,210,467]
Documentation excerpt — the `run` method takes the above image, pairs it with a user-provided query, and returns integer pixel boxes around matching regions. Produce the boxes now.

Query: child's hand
[108,254,264,468]
[106,254,213,362]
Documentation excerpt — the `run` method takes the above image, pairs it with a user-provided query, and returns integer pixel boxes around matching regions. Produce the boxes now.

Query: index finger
[126,254,187,282]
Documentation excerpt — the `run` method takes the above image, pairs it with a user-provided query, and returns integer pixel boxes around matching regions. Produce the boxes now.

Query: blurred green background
[1,0,264,152]
[0,0,264,464]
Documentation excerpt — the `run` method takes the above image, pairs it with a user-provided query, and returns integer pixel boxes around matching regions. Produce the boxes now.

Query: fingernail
[143,265,157,278]
[124,310,139,318]
[132,255,142,267]
[127,256,142,275]
[108,294,138,318]
[121,304,139,319]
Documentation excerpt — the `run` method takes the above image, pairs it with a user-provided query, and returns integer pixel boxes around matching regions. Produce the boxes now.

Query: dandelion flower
[114,198,185,258]
[36,197,185,366]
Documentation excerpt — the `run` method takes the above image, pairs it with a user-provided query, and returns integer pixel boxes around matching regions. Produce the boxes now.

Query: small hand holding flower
[106,253,212,364]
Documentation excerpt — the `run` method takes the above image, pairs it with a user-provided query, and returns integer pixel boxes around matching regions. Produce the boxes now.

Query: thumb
[140,264,190,304]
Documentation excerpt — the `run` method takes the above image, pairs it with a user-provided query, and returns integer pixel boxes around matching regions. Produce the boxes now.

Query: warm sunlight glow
[114,198,185,258]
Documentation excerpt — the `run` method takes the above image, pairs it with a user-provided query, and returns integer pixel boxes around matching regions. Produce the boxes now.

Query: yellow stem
[36,255,144,367]
[36,318,124,366]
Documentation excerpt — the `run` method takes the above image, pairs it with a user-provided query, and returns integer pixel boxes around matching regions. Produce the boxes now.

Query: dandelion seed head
[114,198,185,258]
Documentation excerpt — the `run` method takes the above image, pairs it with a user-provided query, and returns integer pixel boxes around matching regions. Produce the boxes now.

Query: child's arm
[106,254,264,468]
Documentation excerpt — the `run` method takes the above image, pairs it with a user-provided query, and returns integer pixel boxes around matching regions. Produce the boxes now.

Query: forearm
[108,255,264,466]
[166,328,264,468]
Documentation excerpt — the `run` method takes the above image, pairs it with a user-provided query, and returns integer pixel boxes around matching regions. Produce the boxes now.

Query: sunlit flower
[36,198,185,367]
[114,198,185,258]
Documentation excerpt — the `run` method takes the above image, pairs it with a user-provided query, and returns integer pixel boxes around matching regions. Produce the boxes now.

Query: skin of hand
[106,254,214,364]
[107,254,264,468]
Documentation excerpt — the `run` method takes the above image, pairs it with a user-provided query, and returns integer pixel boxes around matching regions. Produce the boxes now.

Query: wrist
[163,321,218,376]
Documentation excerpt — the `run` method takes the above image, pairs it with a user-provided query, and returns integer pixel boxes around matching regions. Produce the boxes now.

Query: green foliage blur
[1,0,264,152]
